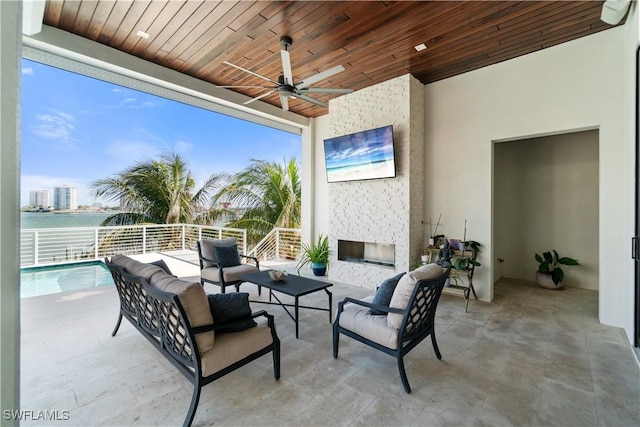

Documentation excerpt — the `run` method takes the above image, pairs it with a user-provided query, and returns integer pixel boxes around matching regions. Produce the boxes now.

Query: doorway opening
[493,130,599,296]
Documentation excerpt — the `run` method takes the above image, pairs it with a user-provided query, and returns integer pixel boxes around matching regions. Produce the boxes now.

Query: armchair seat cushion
[200,319,273,377]
[338,296,398,350]
[201,263,260,284]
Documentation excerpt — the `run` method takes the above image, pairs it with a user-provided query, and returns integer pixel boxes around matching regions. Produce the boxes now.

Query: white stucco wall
[424,26,631,331]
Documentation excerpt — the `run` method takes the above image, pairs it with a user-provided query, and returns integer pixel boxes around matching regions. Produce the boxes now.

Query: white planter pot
[536,272,563,290]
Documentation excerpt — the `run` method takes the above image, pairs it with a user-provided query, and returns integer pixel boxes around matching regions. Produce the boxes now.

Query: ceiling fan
[218,36,354,111]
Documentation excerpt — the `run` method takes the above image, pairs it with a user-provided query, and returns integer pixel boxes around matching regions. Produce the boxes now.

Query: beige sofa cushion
[200,319,273,377]
[150,275,215,354]
[201,263,260,284]
[199,238,237,268]
[387,263,444,330]
[338,296,398,349]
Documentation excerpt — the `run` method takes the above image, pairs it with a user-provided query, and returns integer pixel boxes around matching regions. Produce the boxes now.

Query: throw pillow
[214,245,241,267]
[150,259,173,276]
[207,292,256,333]
[370,272,406,315]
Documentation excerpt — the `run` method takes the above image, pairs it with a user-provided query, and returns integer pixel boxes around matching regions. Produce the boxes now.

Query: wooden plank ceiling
[42,1,617,118]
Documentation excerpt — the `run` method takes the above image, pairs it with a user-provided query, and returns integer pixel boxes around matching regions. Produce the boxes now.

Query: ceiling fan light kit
[221,36,353,111]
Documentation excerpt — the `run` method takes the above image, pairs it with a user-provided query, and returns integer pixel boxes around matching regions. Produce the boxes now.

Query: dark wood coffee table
[238,270,333,339]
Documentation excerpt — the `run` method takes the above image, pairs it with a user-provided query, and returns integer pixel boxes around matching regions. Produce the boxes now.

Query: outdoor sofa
[105,254,280,427]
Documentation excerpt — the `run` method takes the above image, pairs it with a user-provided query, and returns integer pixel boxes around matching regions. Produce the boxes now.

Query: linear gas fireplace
[338,239,395,268]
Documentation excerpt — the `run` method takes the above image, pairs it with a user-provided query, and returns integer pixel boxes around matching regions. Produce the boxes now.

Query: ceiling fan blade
[216,85,274,89]
[243,90,276,105]
[298,87,354,94]
[223,61,278,85]
[280,93,289,111]
[297,65,345,89]
[294,93,327,108]
[281,50,294,85]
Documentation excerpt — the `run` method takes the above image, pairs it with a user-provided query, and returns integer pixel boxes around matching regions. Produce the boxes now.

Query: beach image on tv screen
[324,126,395,183]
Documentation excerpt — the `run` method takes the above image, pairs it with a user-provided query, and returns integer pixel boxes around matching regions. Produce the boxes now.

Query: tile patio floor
[20,269,640,426]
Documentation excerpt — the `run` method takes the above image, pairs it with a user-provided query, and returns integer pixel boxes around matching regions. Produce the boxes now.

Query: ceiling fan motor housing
[280,35,293,49]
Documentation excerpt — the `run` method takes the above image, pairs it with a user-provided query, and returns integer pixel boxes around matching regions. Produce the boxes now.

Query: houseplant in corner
[534,249,580,289]
[297,234,330,276]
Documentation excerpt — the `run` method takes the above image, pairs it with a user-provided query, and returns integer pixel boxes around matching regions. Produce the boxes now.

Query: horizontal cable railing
[20,224,248,268]
[247,228,301,262]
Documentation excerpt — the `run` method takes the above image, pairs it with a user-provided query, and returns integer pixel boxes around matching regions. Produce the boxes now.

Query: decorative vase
[311,262,327,276]
[536,272,563,290]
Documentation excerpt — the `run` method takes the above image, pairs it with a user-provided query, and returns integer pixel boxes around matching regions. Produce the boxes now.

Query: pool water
[21,261,114,298]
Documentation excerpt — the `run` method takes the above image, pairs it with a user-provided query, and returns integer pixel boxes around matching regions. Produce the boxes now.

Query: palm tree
[91,153,222,226]
[211,158,301,243]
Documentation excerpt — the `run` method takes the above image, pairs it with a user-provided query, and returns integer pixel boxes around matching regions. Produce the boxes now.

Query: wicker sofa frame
[105,258,280,427]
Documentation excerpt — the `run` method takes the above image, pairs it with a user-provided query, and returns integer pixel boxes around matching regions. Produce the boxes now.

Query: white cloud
[30,110,77,148]
[174,140,193,153]
[22,67,34,75]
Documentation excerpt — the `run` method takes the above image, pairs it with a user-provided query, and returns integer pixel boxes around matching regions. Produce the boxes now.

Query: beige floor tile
[19,277,640,427]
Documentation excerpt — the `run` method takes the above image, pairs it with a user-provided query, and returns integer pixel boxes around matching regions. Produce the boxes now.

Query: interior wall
[494,131,599,290]
[424,27,629,329]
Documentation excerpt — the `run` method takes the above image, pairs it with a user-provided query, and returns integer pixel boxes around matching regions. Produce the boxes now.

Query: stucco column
[0,0,21,423]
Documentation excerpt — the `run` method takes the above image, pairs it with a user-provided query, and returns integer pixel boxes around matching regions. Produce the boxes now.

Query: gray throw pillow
[214,245,241,267]
[207,292,256,333]
[150,259,173,276]
[370,272,406,315]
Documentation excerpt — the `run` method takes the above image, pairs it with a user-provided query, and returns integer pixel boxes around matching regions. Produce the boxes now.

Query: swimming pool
[20,261,114,298]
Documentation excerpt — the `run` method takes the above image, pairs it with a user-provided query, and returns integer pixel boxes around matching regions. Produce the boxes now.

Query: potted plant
[534,250,580,289]
[297,234,330,276]
[449,240,481,286]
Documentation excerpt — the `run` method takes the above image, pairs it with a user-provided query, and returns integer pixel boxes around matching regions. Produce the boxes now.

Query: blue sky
[20,59,301,206]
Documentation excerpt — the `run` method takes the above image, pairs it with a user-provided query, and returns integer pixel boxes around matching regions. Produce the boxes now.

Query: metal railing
[20,224,248,268]
[247,228,302,262]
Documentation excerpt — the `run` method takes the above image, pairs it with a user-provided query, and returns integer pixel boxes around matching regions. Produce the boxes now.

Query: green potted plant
[297,234,330,276]
[534,250,580,289]
[449,240,481,286]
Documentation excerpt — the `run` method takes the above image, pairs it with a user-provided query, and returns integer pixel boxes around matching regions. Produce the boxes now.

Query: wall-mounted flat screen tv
[323,125,396,183]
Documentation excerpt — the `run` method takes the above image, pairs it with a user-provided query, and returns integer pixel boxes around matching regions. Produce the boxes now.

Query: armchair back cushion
[387,263,445,330]
[199,238,238,268]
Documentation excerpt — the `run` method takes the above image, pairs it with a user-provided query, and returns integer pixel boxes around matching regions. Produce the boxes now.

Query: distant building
[53,185,78,210]
[29,189,49,209]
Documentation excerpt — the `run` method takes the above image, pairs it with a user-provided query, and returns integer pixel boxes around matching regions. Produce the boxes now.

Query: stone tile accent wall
[327,74,424,289]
